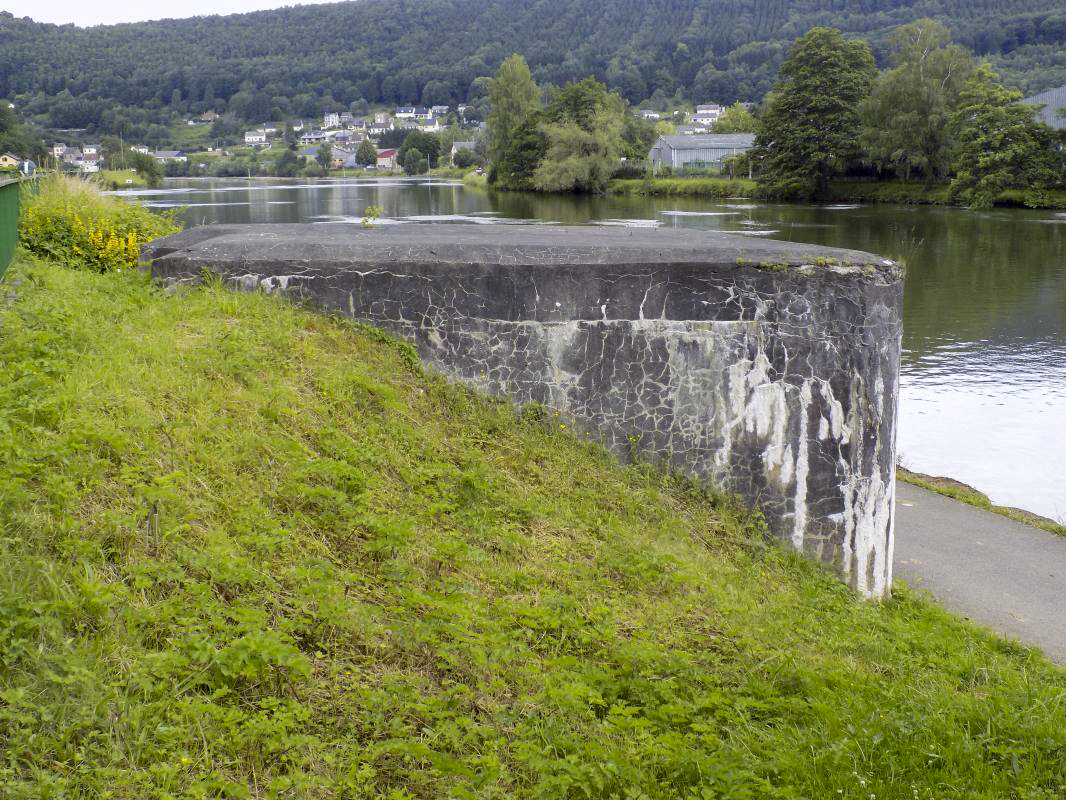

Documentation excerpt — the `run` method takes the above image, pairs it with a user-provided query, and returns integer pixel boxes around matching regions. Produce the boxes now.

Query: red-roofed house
[376,148,398,171]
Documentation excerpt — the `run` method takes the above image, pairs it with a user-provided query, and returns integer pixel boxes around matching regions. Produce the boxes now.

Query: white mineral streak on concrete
[793,381,811,550]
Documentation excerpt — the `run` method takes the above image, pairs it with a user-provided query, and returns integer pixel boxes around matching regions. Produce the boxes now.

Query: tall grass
[18,174,179,271]
[609,176,761,198]
[0,249,1064,798]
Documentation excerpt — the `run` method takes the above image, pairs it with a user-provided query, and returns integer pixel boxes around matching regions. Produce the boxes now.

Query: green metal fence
[0,178,19,282]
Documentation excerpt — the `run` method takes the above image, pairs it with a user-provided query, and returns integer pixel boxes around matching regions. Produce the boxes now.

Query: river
[115,177,1066,522]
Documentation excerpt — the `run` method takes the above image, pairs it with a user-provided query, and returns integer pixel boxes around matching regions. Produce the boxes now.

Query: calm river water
[119,177,1066,521]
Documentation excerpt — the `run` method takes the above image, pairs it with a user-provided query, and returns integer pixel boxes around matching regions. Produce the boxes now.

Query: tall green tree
[530,77,632,192]
[712,102,757,133]
[487,54,541,170]
[949,63,1056,209]
[397,131,440,169]
[403,147,425,175]
[859,19,973,183]
[753,27,876,198]
[356,138,378,167]
[316,142,332,171]
[0,103,42,160]
[533,109,624,192]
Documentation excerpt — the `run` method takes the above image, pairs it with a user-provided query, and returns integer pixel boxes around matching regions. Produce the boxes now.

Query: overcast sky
[4,0,339,27]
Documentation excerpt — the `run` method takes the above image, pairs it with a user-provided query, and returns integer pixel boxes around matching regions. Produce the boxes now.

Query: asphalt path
[894,481,1066,664]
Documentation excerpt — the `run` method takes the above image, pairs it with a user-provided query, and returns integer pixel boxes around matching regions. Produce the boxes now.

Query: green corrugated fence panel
[0,179,20,282]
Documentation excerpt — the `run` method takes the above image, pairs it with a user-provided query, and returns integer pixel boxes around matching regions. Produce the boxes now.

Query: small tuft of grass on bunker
[0,254,1064,799]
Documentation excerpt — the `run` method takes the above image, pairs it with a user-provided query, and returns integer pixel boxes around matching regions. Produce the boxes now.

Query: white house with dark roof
[648,134,755,172]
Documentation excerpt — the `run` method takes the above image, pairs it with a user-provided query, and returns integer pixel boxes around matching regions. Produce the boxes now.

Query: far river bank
[608,177,1066,210]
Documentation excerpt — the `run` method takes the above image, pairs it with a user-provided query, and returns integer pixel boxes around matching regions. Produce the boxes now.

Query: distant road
[894,481,1066,665]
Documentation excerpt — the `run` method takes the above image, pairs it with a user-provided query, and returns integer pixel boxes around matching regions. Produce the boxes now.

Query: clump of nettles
[18,174,181,272]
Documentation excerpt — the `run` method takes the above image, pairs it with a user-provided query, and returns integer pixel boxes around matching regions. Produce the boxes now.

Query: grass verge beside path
[898,467,1066,537]
[1,255,1065,798]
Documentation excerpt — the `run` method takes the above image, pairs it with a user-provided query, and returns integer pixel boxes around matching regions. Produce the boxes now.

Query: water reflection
[117,177,1066,520]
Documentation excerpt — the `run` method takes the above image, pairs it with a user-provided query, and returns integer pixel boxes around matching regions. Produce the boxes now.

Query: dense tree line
[2,0,1066,134]
[751,21,1066,206]
[488,57,655,192]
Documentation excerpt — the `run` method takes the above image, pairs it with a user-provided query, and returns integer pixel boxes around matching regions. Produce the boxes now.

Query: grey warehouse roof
[657,134,755,150]
[1024,85,1066,129]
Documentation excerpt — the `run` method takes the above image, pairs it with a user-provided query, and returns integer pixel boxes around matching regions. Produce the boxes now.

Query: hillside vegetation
[2,211,1066,795]
[3,0,1066,134]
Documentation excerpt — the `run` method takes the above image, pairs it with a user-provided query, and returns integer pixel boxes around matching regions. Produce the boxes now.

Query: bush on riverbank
[609,177,761,198]
[1,229,1066,796]
[18,174,179,271]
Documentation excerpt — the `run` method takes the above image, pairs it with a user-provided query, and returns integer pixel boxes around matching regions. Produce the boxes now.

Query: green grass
[898,467,1066,537]
[95,169,148,189]
[609,177,760,198]
[1,254,1066,798]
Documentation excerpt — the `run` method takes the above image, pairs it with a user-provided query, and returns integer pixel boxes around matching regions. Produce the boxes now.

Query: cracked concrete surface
[146,224,903,597]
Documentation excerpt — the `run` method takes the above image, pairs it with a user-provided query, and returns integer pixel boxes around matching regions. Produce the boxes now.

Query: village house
[419,117,442,133]
[639,110,661,120]
[152,150,187,164]
[299,130,328,145]
[430,105,450,117]
[376,148,398,170]
[330,146,353,170]
[691,104,724,129]
[450,140,476,159]
[201,110,218,123]
[374,112,391,125]
[0,152,20,169]
[647,134,754,172]
[323,112,341,129]
[59,147,83,165]
[131,145,150,155]
[394,107,417,118]
[291,119,306,132]
[78,151,101,173]
[244,130,269,146]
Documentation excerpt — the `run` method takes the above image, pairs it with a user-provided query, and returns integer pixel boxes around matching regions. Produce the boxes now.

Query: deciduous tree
[356,138,378,167]
[712,101,756,133]
[487,54,540,169]
[949,63,1056,209]
[753,27,876,198]
[859,19,972,183]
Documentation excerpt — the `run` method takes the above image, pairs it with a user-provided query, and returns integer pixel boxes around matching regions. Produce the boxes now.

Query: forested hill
[3,0,1066,129]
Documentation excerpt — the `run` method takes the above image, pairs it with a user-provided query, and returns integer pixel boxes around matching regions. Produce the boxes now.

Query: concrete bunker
[146,224,903,597]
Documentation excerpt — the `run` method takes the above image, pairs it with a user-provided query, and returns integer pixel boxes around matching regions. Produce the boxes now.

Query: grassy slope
[1,257,1065,799]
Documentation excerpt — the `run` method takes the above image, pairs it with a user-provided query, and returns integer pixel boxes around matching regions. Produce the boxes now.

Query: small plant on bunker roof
[362,204,383,227]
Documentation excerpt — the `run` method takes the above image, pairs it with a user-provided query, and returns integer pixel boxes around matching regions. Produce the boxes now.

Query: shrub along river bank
[607,177,1066,209]
[1,178,1065,797]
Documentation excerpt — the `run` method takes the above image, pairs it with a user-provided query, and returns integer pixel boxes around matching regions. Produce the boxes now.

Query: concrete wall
[146,224,903,597]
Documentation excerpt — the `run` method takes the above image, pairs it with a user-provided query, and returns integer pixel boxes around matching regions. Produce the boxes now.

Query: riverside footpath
[894,481,1066,664]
